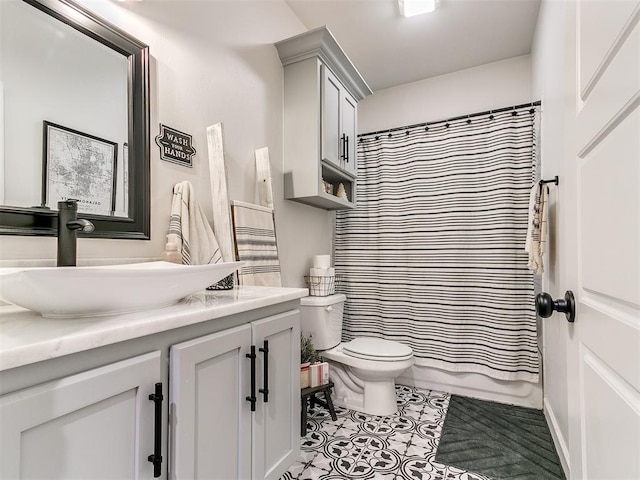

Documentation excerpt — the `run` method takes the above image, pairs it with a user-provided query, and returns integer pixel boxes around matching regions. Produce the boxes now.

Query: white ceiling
[285,0,541,92]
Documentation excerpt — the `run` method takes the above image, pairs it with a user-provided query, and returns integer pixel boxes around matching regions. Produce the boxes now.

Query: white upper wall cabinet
[322,65,358,178]
[276,26,372,210]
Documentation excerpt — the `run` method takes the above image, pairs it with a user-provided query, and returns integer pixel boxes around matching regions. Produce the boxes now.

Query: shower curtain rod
[358,100,542,138]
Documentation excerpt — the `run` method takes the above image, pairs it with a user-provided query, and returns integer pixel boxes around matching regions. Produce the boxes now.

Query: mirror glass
[1,0,129,216]
[0,0,150,238]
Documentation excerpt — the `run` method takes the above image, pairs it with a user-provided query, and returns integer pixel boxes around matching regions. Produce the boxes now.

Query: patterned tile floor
[281,385,490,480]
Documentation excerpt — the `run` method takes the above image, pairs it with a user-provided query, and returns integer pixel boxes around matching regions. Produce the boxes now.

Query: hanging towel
[525,182,548,275]
[169,181,223,265]
[231,200,281,287]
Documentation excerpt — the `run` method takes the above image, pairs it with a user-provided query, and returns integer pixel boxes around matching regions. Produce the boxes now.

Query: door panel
[582,352,640,479]
[579,0,639,97]
[251,310,300,480]
[170,324,252,480]
[20,390,137,479]
[580,299,640,391]
[576,20,639,156]
[341,92,357,176]
[0,351,160,479]
[321,65,342,169]
[580,108,640,305]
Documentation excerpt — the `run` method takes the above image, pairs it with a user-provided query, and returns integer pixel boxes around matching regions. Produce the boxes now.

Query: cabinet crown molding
[275,26,373,101]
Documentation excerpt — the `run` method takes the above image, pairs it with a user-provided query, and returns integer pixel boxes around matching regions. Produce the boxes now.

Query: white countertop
[0,286,308,372]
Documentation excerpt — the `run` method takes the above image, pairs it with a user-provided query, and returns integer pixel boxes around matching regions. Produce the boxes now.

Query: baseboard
[544,397,570,478]
[398,365,542,408]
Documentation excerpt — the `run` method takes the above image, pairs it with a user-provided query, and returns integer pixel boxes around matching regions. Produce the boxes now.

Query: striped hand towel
[170,181,223,265]
[525,182,548,275]
[231,200,282,287]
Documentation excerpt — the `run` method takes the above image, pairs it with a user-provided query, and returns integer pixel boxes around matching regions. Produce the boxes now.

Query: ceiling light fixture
[398,0,439,17]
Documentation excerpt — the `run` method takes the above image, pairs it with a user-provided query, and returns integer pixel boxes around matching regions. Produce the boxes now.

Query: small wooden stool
[300,381,337,436]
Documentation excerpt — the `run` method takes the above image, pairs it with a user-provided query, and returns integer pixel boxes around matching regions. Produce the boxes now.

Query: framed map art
[42,121,117,216]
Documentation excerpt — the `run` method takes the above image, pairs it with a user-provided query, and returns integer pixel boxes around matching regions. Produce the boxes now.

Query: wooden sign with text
[155,124,196,167]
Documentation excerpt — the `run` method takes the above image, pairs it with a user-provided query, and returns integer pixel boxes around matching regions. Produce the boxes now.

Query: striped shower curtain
[335,105,539,382]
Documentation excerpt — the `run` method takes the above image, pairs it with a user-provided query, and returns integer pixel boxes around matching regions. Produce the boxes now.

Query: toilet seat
[342,337,413,362]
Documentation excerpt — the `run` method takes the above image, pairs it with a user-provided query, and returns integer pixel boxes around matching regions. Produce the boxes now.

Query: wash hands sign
[155,124,196,167]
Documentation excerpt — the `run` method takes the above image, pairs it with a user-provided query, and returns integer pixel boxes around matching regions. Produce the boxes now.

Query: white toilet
[300,294,414,416]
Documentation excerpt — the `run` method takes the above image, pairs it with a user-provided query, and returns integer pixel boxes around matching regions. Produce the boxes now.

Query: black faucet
[57,199,95,267]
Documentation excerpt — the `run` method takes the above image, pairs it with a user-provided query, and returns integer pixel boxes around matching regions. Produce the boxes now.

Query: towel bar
[539,176,559,186]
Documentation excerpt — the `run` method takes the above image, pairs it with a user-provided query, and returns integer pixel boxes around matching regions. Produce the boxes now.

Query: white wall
[359,54,543,408]
[0,0,334,287]
[531,0,571,472]
[358,54,533,134]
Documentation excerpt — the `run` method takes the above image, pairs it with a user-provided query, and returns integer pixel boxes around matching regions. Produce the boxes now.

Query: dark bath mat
[435,395,565,479]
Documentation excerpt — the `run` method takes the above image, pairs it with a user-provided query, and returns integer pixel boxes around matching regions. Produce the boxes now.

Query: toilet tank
[299,294,346,350]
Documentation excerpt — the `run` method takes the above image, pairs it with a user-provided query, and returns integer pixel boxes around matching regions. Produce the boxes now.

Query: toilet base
[326,360,400,416]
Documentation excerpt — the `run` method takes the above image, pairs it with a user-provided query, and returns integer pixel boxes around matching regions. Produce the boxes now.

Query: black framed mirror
[0,0,150,239]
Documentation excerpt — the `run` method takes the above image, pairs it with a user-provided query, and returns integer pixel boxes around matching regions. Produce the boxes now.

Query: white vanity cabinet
[0,287,307,480]
[170,310,300,480]
[0,351,162,479]
[276,26,372,210]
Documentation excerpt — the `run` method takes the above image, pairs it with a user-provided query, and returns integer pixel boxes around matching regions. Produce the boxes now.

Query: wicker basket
[304,275,341,296]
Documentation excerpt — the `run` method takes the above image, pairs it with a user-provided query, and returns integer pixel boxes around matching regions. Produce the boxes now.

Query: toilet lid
[343,338,413,361]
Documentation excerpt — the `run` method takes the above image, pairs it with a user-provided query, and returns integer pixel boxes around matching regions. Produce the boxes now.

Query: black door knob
[535,291,576,323]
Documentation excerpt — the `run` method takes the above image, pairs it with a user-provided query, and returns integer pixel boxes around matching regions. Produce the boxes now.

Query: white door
[251,310,300,480]
[169,324,252,480]
[566,1,640,478]
[0,351,161,479]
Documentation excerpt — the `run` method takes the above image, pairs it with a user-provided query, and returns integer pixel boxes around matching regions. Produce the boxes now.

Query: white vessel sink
[0,261,243,318]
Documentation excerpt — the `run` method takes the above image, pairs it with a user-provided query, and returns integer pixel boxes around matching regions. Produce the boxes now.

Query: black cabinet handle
[246,346,257,411]
[340,134,346,162]
[148,382,163,478]
[258,340,269,403]
[345,135,349,163]
[536,290,576,323]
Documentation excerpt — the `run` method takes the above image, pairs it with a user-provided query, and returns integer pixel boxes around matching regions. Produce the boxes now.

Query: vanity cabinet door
[251,310,301,480]
[170,324,253,480]
[0,351,161,480]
